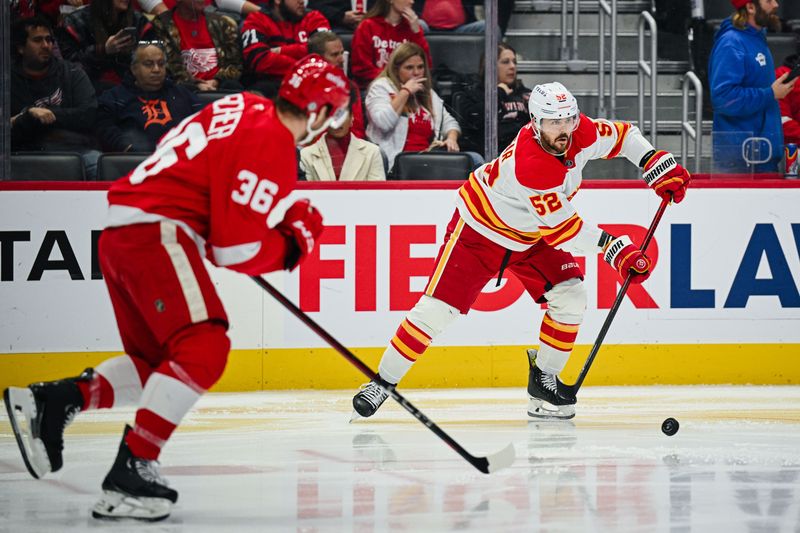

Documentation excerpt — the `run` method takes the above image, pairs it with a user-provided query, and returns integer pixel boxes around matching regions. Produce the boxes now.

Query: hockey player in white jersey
[352,81,691,420]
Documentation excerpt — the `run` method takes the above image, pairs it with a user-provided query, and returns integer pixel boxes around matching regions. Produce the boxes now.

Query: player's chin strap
[298,107,350,146]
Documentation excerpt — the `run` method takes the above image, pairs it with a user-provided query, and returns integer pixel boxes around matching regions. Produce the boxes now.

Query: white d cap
[528,82,579,128]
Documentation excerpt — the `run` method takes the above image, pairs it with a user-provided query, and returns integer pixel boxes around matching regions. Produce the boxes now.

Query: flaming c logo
[139,98,173,128]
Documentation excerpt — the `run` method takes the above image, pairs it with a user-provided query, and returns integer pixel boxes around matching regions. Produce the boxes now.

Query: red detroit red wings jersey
[456,114,654,253]
[241,10,330,79]
[106,92,299,275]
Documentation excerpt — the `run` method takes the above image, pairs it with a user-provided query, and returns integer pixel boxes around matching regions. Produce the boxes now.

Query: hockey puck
[661,417,679,436]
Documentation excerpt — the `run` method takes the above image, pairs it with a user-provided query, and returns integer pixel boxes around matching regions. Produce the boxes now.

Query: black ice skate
[351,376,394,421]
[3,369,91,479]
[526,349,577,420]
[92,425,178,522]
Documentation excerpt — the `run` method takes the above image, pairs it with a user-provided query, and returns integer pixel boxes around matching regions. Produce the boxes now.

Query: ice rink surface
[2,385,800,533]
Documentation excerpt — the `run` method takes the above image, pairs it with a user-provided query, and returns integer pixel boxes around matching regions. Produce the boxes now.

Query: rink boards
[1,180,799,389]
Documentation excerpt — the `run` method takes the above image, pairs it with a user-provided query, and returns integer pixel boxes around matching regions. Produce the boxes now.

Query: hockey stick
[251,275,516,474]
[569,196,671,393]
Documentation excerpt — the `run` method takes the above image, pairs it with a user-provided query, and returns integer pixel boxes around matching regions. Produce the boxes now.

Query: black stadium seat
[196,91,236,107]
[96,153,149,181]
[11,152,85,181]
[426,33,483,75]
[391,152,473,180]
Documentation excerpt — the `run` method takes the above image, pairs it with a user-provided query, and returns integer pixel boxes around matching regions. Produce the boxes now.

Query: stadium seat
[767,34,797,67]
[704,0,733,20]
[427,33,484,75]
[391,152,473,180]
[339,32,353,52]
[196,91,235,107]
[10,152,85,181]
[96,153,149,182]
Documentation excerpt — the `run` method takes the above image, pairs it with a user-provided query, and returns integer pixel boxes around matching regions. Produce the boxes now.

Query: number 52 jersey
[105,92,300,275]
[456,114,655,255]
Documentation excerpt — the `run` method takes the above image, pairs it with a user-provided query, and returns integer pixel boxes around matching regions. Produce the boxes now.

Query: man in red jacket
[777,53,800,145]
[241,0,330,96]
[4,55,350,523]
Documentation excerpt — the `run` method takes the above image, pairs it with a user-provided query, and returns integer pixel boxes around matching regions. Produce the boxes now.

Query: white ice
[2,386,800,532]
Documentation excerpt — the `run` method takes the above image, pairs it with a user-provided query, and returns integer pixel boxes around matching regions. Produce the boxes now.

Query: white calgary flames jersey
[456,114,655,253]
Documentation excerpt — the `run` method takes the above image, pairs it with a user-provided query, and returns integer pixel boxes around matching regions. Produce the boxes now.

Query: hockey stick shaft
[251,275,513,474]
[570,197,670,392]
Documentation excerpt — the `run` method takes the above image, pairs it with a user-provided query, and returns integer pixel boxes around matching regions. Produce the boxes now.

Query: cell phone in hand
[121,26,138,41]
[784,63,800,84]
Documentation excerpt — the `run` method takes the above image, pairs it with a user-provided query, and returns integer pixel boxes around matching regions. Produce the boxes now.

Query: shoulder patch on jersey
[573,113,598,147]
[514,128,569,191]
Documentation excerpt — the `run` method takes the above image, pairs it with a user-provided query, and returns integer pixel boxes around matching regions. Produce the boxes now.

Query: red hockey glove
[603,235,652,284]
[642,150,691,204]
[276,199,323,271]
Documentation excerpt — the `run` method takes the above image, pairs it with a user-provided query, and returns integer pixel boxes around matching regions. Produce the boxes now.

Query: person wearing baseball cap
[708,0,790,173]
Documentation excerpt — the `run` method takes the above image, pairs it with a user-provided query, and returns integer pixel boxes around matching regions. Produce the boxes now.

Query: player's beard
[541,131,571,155]
[754,2,781,32]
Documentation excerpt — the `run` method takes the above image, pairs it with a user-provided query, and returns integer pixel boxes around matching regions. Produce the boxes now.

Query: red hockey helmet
[279,54,351,145]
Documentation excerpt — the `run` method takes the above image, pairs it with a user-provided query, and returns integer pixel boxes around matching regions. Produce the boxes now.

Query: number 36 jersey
[106,92,299,275]
[456,114,655,255]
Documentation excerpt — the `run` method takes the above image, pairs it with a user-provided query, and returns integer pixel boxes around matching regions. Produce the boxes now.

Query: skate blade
[3,387,52,479]
[91,490,172,522]
[526,398,575,420]
[349,410,363,423]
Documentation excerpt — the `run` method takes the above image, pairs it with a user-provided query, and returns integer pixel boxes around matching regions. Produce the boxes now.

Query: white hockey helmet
[528,82,580,131]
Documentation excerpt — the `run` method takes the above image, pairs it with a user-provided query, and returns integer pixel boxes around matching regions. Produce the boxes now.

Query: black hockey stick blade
[252,275,516,474]
[569,196,671,393]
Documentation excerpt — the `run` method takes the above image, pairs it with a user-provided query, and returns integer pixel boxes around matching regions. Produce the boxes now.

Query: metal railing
[681,71,703,174]
[560,0,580,60]
[637,10,658,146]
[597,0,617,118]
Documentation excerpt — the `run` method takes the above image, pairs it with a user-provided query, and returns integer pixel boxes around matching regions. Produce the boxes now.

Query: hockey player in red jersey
[351,81,691,421]
[3,55,350,522]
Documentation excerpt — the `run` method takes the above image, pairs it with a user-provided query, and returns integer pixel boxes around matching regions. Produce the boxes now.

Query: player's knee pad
[166,321,231,391]
[406,295,460,338]
[544,278,586,324]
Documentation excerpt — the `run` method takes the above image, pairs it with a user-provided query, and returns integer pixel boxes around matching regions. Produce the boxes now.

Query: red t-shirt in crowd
[422,0,465,30]
[173,11,220,80]
[403,106,434,152]
[350,17,432,89]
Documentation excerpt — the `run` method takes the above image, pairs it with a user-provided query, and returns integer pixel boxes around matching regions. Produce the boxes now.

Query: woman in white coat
[300,104,386,182]
[365,41,482,174]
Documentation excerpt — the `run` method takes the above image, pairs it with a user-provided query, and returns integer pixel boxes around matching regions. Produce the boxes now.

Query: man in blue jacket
[709,0,793,174]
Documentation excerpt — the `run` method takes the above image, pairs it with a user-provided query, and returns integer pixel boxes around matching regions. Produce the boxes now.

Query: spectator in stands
[458,43,531,156]
[138,0,262,17]
[417,0,484,33]
[10,16,101,179]
[10,0,71,26]
[709,0,792,173]
[96,42,203,153]
[776,52,800,145]
[350,0,432,90]
[308,31,366,139]
[58,0,149,93]
[308,0,370,32]
[365,42,481,173]
[300,100,385,181]
[240,0,330,97]
[150,0,243,92]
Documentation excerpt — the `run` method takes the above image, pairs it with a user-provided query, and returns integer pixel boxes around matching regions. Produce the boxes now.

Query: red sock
[126,409,176,460]
[77,374,114,410]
